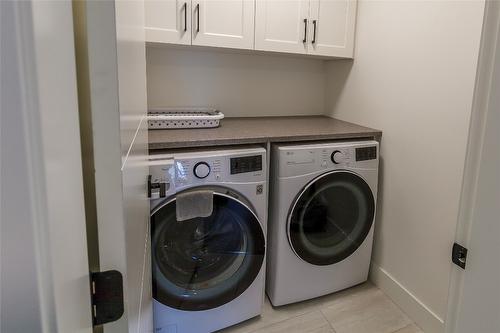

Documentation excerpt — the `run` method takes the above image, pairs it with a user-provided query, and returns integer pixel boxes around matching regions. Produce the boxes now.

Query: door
[145,0,192,45]
[308,0,356,58]
[73,1,151,332]
[255,0,310,54]
[446,3,500,333]
[192,0,255,49]
[2,1,92,332]
[288,171,375,265]
[151,190,265,310]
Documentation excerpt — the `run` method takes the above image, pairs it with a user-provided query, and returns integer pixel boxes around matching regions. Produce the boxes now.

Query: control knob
[331,150,345,164]
[193,162,211,179]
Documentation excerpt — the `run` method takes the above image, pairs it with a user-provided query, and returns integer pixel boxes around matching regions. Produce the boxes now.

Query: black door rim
[287,170,375,266]
[151,190,265,311]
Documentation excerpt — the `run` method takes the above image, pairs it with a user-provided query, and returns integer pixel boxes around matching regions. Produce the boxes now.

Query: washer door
[151,191,265,311]
[288,171,375,266]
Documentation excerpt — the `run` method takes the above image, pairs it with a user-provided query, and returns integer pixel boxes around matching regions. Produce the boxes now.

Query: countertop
[148,116,382,150]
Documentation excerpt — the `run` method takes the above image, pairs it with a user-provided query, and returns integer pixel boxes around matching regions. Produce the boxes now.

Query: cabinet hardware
[303,19,307,43]
[183,2,187,32]
[312,20,317,44]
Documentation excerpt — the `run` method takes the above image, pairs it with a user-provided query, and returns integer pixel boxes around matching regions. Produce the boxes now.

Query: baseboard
[369,262,445,333]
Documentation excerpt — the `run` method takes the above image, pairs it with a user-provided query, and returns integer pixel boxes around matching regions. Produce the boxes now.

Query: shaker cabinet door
[308,0,357,58]
[255,0,310,55]
[192,0,255,50]
[145,0,192,45]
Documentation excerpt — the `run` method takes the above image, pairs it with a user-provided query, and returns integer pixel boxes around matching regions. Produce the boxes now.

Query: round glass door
[151,191,265,311]
[288,171,375,266]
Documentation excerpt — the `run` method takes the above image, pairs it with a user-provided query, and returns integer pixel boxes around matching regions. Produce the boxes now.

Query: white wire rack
[147,108,224,129]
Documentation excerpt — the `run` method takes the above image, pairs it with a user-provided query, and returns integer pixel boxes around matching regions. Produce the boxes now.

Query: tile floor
[219,282,423,333]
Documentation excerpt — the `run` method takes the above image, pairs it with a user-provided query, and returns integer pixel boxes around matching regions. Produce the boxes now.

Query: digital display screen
[230,155,262,174]
[356,146,377,161]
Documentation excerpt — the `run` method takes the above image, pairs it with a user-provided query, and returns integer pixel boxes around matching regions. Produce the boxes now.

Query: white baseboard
[369,262,445,333]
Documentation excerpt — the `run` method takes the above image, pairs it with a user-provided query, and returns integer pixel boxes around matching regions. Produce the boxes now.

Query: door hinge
[91,270,124,326]
[452,242,468,269]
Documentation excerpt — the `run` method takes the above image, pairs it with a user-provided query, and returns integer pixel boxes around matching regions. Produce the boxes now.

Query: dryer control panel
[275,141,379,178]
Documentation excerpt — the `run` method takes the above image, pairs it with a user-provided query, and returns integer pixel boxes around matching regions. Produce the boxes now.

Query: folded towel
[176,190,214,221]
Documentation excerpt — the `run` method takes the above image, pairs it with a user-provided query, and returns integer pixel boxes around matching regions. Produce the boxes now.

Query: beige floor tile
[220,295,325,333]
[393,324,424,333]
[315,282,380,310]
[221,282,418,333]
[249,311,332,333]
[320,288,411,333]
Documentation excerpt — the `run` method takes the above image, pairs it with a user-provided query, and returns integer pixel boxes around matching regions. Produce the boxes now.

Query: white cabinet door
[308,0,356,57]
[255,0,310,54]
[145,0,192,44]
[192,0,255,49]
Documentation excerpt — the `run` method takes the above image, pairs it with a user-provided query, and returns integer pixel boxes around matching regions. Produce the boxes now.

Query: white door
[145,0,192,45]
[2,0,92,332]
[308,0,356,58]
[73,1,152,332]
[446,3,500,333]
[255,0,310,54]
[192,0,255,49]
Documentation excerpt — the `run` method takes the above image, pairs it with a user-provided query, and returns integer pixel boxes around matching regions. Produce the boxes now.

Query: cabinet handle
[196,3,200,33]
[303,19,307,43]
[183,2,187,32]
[312,20,317,44]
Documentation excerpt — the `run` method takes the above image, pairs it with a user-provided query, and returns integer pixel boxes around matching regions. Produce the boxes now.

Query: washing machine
[148,147,267,333]
[266,140,379,306]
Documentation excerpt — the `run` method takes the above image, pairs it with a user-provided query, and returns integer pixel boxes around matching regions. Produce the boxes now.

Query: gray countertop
[148,116,382,150]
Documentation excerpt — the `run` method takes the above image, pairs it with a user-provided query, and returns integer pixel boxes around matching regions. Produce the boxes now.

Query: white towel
[176,190,214,221]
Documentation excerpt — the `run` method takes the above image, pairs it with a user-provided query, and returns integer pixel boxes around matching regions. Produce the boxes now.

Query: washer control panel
[149,148,266,198]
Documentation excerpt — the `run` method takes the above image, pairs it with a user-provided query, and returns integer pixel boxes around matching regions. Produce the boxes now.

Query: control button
[331,150,345,164]
[193,162,210,179]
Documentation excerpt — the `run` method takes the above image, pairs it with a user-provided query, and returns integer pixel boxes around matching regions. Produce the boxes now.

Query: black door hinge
[91,270,124,326]
[452,243,468,269]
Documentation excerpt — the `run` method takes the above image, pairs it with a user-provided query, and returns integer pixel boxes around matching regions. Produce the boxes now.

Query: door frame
[445,2,500,332]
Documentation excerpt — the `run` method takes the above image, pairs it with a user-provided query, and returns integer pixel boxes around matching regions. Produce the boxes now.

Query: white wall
[146,46,327,117]
[325,1,485,332]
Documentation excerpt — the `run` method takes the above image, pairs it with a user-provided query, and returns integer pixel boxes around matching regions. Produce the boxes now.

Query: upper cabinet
[145,0,254,49]
[193,0,255,49]
[255,0,356,57]
[145,0,192,45]
[254,0,309,55]
[307,0,357,57]
[144,0,357,58]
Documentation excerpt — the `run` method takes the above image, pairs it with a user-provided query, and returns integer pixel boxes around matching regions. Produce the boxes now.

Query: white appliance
[266,140,379,306]
[149,147,267,333]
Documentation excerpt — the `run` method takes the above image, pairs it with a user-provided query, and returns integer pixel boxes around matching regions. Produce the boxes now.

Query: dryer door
[288,170,375,266]
[151,191,265,311]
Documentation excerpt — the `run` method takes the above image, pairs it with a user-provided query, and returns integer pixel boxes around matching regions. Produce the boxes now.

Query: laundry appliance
[149,147,267,332]
[266,141,379,306]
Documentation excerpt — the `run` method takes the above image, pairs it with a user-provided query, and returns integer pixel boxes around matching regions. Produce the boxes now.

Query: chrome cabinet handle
[312,20,317,44]
[196,3,200,33]
[183,2,187,32]
[303,19,307,43]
